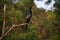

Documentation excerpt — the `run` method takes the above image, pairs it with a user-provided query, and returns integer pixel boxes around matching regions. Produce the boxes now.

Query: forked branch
[0,23,28,40]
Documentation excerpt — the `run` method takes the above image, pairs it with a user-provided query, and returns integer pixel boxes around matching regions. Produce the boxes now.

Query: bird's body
[21,7,32,32]
[25,7,32,24]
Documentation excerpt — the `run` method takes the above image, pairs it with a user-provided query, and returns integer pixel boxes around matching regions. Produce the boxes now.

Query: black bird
[25,7,32,32]
[22,7,32,32]
[25,7,32,24]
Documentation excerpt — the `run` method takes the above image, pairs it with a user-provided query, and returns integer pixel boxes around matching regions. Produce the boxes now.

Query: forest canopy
[0,0,60,40]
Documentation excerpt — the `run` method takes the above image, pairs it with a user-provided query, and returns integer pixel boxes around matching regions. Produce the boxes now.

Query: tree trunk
[2,4,6,37]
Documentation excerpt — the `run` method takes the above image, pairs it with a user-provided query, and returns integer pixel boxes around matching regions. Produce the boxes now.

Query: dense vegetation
[0,0,60,40]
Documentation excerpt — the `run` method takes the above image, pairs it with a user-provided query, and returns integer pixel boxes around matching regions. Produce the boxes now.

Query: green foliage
[4,24,40,40]
[0,0,60,40]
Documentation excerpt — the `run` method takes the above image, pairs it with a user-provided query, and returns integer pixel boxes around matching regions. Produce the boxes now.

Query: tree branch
[0,23,28,40]
[2,4,6,36]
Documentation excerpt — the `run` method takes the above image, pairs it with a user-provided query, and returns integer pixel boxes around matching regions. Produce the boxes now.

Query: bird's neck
[29,7,32,12]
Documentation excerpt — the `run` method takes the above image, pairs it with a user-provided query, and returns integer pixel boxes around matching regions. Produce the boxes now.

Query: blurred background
[0,0,60,40]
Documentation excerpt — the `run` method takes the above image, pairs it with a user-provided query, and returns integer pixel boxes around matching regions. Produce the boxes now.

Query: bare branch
[0,23,28,40]
[2,4,6,36]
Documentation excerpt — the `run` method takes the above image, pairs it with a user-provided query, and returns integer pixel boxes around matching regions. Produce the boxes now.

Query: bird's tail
[21,24,28,32]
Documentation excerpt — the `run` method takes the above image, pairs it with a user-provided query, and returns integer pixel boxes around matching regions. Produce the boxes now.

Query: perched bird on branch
[25,7,32,24]
[21,6,32,32]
